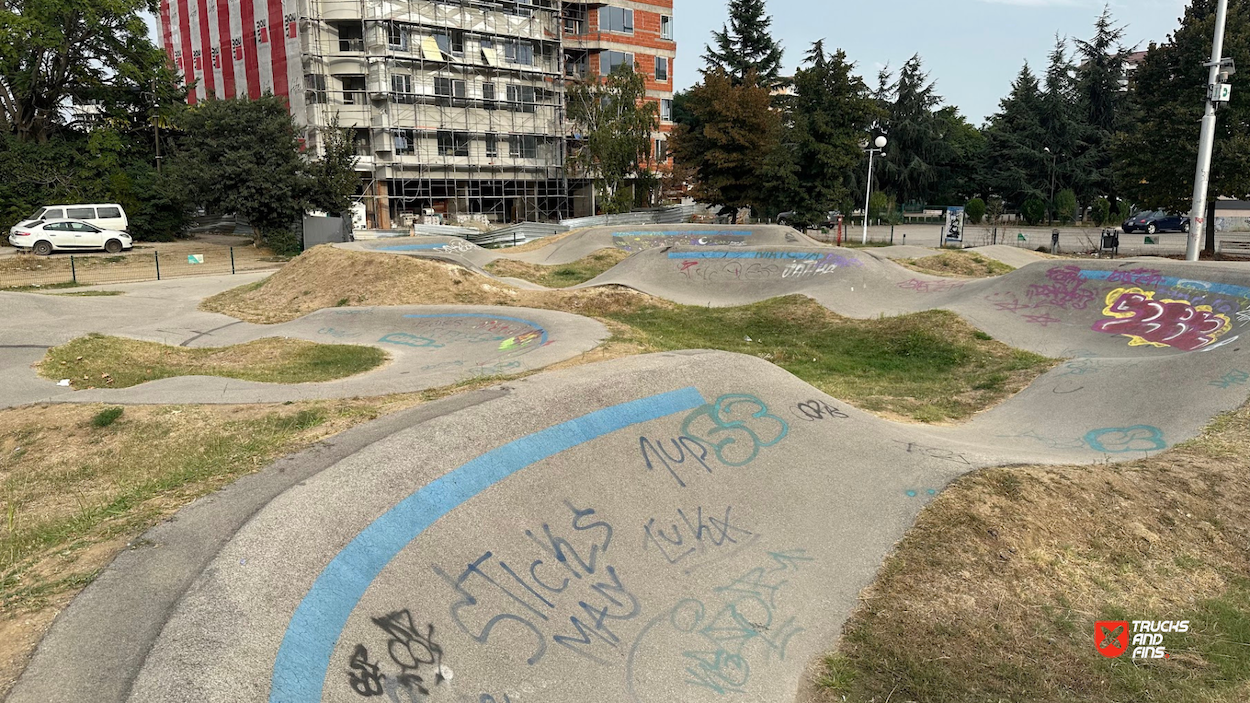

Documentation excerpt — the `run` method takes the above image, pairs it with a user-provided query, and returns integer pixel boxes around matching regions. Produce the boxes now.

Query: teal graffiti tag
[1084,426,1167,453]
[681,394,789,467]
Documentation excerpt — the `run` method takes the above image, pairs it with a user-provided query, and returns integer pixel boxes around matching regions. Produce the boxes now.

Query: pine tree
[877,54,947,205]
[1038,35,1091,220]
[984,63,1049,207]
[703,0,785,87]
[1117,0,1250,211]
[1073,5,1129,207]
[770,41,880,226]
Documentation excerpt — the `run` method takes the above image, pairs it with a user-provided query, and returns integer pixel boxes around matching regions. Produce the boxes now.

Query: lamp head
[874,135,888,149]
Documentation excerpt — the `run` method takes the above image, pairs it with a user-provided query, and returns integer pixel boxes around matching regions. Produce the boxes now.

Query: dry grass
[899,251,1016,278]
[201,246,665,324]
[38,335,388,389]
[485,248,630,287]
[817,405,1250,703]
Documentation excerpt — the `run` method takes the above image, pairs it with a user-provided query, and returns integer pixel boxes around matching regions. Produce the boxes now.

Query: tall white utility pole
[863,135,887,244]
[1187,0,1230,261]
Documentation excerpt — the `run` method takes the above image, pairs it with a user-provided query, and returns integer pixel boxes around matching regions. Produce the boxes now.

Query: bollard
[890,223,895,244]
[230,247,236,274]
[903,233,907,246]
[1051,229,1060,255]
[154,250,161,280]
[70,255,77,284]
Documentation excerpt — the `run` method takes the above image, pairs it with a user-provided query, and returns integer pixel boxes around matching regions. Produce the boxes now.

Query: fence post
[230,247,236,274]
[154,250,161,281]
[70,256,77,284]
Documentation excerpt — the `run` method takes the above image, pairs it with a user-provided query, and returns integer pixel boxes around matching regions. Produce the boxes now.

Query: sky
[675,0,1191,124]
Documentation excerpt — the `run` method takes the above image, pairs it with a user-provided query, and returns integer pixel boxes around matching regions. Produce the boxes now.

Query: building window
[387,22,407,51]
[393,128,416,155]
[340,75,366,104]
[437,130,470,157]
[435,77,466,104]
[391,74,415,103]
[661,15,673,40]
[336,22,363,52]
[601,51,634,76]
[655,138,667,162]
[599,6,634,34]
[660,98,673,121]
[655,56,668,82]
[305,73,327,103]
[433,30,464,57]
[502,40,534,66]
[509,135,538,159]
[507,84,537,113]
[486,133,499,158]
[353,129,371,156]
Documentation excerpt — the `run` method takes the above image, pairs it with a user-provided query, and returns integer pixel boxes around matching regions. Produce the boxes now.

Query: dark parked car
[1122,210,1190,234]
[777,210,840,230]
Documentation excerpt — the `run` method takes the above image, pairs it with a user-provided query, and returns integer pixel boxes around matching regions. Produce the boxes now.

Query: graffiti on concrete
[319,327,365,339]
[638,436,715,489]
[642,505,757,570]
[898,278,967,293]
[346,610,446,698]
[672,252,861,283]
[625,549,813,699]
[998,430,1089,451]
[681,394,789,468]
[1026,265,1097,310]
[1210,370,1250,389]
[1084,426,1167,453]
[894,440,973,465]
[791,400,849,422]
[1093,287,1233,351]
[904,489,938,498]
[614,231,753,252]
[433,500,638,667]
[379,333,444,349]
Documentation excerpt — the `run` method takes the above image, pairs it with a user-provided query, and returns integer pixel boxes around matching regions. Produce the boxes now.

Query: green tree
[670,68,780,219]
[1022,197,1046,225]
[0,0,168,143]
[1117,0,1250,211]
[965,197,986,224]
[984,63,1048,207]
[1073,5,1130,207]
[1091,197,1112,225]
[305,116,360,216]
[770,42,880,228]
[877,55,946,205]
[1055,188,1078,223]
[1039,35,1092,222]
[567,64,660,214]
[703,0,785,87]
[170,96,308,253]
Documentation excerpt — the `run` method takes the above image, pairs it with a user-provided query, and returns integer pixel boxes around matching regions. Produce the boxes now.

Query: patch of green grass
[1,281,82,292]
[90,407,124,428]
[903,251,1015,278]
[485,249,631,287]
[601,296,1053,422]
[40,334,388,389]
[54,290,125,297]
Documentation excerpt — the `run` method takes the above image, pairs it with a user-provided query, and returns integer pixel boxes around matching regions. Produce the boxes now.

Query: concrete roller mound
[11,232,1250,703]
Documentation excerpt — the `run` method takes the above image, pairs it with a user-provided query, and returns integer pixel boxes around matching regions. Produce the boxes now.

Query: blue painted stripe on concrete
[403,312,550,346]
[268,387,707,702]
[378,243,448,251]
[612,230,753,237]
[1078,270,1250,300]
[667,251,828,260]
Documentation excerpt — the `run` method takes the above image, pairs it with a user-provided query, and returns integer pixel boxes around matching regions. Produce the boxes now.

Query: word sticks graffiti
[1084,426,1167,454]
[897,278,967,294]
[642,506,757,570]
[894,440,973,465]
[792,400,849,422]
[1027,265,1097,310]
[639,436,714,489]
[433,501,638,667]
[626,550,814,699]
[681,394,789,468]
[1093,287,1232,351]
[1210,370,1250,389]
[345,610,446,698]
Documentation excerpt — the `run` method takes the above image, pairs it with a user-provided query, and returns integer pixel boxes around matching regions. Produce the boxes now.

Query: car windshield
[29,208,45,220]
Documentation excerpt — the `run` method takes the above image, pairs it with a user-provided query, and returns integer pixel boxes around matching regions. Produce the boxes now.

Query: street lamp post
[1187,0,1231,261]
[862,135,887,245]
[1044,147,1058,224]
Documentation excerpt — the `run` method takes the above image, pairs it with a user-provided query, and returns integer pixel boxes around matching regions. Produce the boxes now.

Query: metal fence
[0,247,286,290]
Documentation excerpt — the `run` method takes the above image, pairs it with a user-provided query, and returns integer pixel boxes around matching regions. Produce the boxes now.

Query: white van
[20,204,129,232]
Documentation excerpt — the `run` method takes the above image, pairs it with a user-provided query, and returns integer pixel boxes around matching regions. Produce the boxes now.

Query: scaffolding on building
[300,0,578,229]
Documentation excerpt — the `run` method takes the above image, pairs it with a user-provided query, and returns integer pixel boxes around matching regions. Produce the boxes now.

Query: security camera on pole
[1186,0,1233,262]
[862,135,887,245]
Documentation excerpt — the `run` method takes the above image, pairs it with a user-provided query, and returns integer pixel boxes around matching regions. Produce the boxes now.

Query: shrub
[965,198,986,225]
[1055,189,1078,223]
[1091,198,1112,226]
[1022,198,1046,226]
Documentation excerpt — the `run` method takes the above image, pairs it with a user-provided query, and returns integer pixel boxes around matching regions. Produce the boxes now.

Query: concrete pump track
[8,225,1250,703]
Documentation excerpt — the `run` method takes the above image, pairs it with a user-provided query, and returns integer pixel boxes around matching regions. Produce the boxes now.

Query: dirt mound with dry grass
[201,246,663,324]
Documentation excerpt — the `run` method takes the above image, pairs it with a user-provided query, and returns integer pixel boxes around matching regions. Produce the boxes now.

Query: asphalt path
[8,226,1250,703]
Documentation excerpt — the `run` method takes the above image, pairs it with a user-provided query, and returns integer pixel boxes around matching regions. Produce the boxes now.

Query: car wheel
[1181,221,1191,234]
[1146,223,1157,235]
[104,239,123,254]
[33,240,53,256]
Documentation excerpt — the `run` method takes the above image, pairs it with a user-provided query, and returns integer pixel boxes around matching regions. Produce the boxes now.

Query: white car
[18,203,129,232]
[8,219,134,255]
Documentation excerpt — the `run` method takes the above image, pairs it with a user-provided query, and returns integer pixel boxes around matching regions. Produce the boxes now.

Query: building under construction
[159,0,677,229]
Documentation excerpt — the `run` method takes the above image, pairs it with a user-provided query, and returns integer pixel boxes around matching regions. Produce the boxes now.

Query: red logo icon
[1096,621,1128,658]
